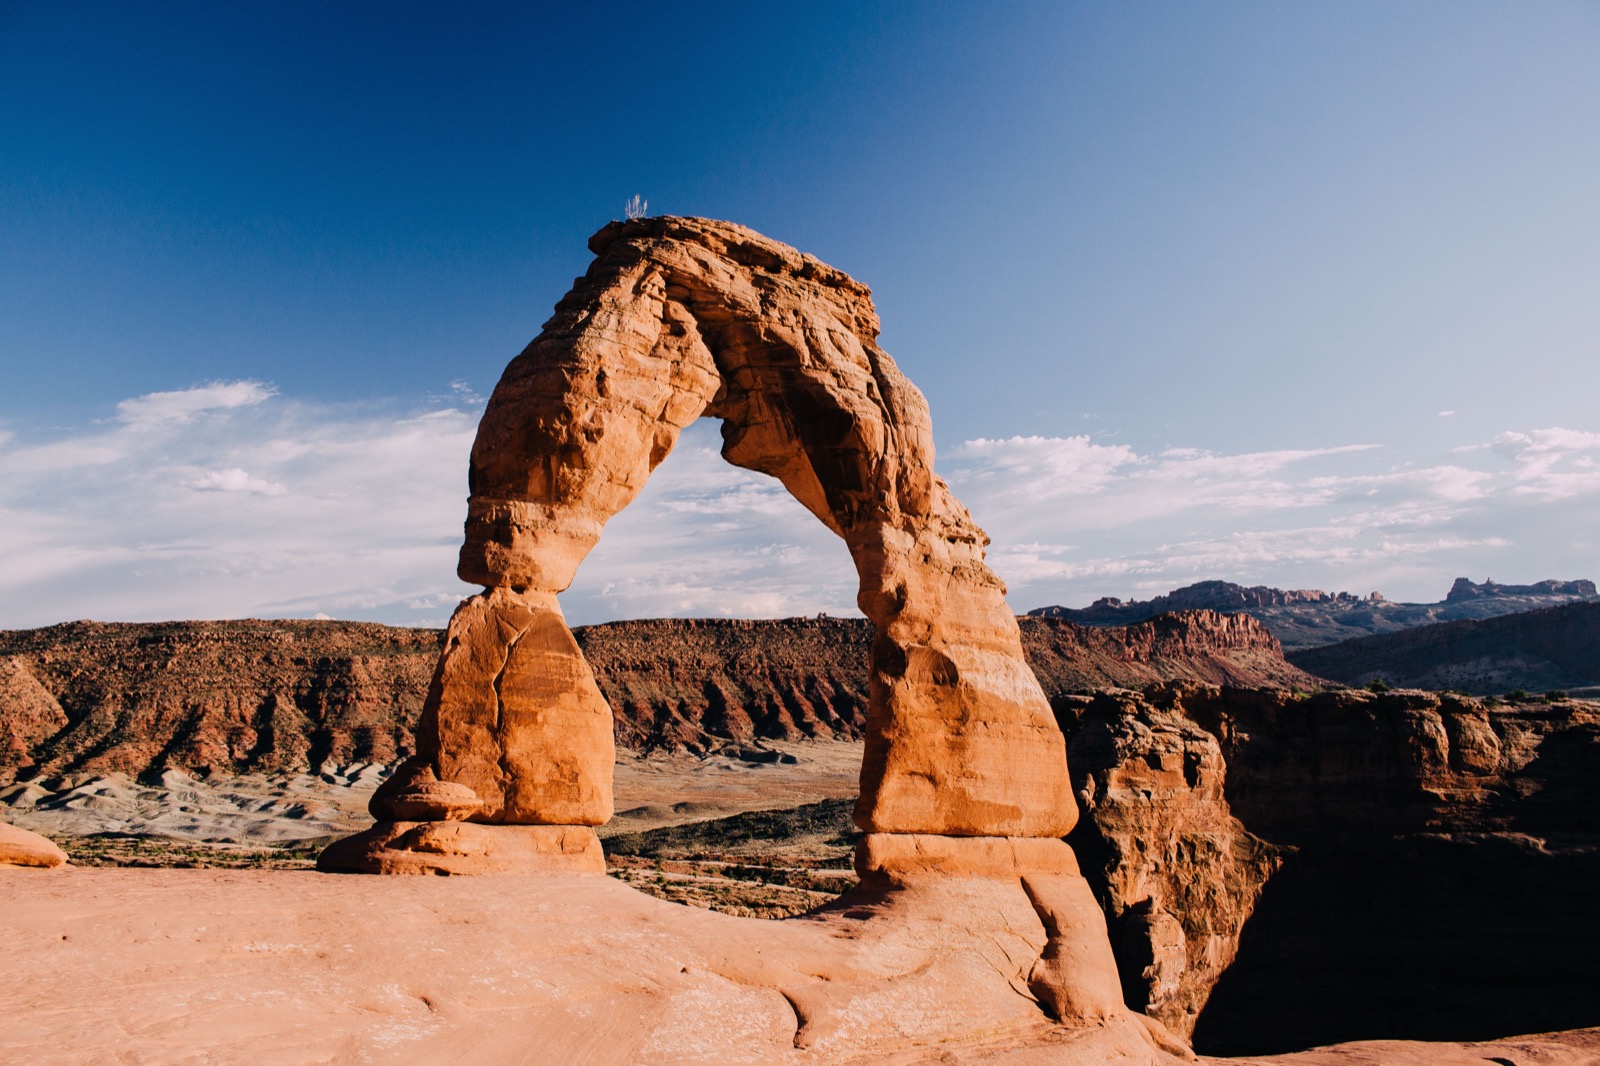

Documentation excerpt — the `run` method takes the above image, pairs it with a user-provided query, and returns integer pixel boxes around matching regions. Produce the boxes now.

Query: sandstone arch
[322,217,1079,877]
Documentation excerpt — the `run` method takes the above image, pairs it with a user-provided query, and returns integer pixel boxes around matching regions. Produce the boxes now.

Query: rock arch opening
[321,217,1077,883]
[555,419,859,641]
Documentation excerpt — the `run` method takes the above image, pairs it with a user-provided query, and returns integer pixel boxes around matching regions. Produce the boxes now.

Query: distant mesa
[1444,576,1596,602]
[1030,577,1599,652]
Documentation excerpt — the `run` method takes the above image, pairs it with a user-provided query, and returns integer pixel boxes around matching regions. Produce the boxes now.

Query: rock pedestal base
[316,822,604,876]
[853,832,1159,1038]
[854,832,1082,882]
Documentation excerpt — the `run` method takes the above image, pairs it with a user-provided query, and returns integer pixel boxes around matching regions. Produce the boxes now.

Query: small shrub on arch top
[1365,678,1390,693]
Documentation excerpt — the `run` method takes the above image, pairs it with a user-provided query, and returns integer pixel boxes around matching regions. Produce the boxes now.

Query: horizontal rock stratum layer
[0,611,1313,783]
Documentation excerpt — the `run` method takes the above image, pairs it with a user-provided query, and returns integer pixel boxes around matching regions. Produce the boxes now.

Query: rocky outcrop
[1287,601,1600,695]
[0,822,67,868]
[1446,576,1596,602]
[1031,577,1599,651]
[326,214,1094,893]
[320,215,1156,1037]
[1059,689,1285,1041]
[1035,581,1351,621]
[431,215,1075,845]
[1060,684,1600,1055]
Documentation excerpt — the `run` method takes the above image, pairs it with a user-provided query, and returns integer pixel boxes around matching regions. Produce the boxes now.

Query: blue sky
[3,2,1598,627]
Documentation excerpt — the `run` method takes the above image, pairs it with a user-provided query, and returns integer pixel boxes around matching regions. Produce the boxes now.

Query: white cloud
[0,383,478,628]
[1489,427,1600,500]
[187,467,287,496]
[3,386,1598,627]
[115,381,275,428]
[948,428,1600,610]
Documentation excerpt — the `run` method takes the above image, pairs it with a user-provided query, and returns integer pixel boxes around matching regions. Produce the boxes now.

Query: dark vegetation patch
[605,797,858,919]
[50,832,324,869]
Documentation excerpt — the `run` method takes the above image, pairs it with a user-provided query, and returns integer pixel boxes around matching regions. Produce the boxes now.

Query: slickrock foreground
[4,867,1597,1066]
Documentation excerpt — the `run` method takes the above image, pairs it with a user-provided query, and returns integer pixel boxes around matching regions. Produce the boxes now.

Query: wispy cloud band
[1,382,1597,627]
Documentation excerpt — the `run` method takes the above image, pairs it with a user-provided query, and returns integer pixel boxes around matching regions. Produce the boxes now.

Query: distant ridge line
[1029,577,1599,651]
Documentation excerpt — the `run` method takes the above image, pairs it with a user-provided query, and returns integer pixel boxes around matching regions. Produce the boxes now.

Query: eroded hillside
[0,611,1313,782]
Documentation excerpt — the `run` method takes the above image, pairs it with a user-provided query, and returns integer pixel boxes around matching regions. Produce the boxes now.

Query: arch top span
[325,216,1078,877]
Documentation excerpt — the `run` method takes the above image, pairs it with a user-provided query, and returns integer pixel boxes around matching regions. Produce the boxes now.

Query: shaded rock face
[1069,684,1600,1055]
[415,215,1075,841]
[1057,689,1285,1041]
[1288,600,1600,695]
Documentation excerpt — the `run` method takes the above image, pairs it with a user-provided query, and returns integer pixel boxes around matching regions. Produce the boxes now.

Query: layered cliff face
[0,620,441,784]
[1188,685,1600,1053]
[1020,610,1308,699]
[1059,683,1600,1055]
[576,617,871,751]
[1,610,1312,783]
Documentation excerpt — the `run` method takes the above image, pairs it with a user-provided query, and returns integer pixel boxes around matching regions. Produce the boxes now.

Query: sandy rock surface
[4,866,1595,1065]
[0,866,1179,1065]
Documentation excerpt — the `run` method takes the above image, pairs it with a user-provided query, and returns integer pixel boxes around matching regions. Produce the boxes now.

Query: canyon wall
[0,610,1309,783]
[1061,683,1600,1054]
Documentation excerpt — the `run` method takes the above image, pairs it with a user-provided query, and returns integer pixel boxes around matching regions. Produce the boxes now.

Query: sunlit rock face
[330,217,1077,876]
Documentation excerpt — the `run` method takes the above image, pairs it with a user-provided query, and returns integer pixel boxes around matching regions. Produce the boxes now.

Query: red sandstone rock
[1059,683,1600,1054]
[316,821,604,876]
[1060,688,1286,1040]
[0,822,67,868]
[357,216,1078,875]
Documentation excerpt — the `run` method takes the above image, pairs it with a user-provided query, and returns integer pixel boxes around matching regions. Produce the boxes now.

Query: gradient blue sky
[3,2,1598,627]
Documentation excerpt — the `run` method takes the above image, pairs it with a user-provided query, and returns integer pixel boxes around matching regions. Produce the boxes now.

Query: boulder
[0,822,68,868]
